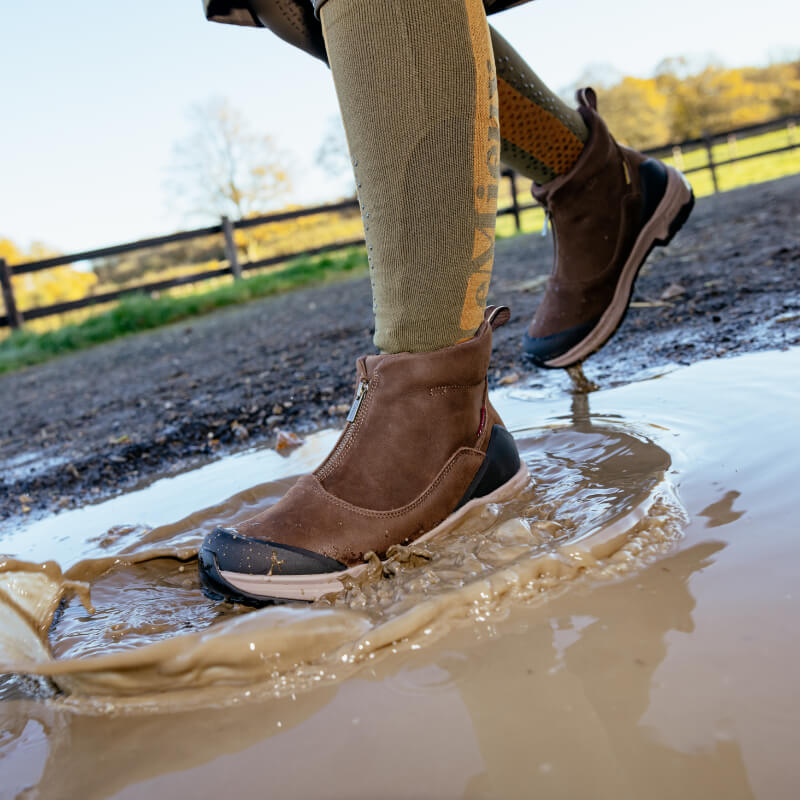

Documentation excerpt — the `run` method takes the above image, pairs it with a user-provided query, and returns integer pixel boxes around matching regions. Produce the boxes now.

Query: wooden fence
[2,114,797,330]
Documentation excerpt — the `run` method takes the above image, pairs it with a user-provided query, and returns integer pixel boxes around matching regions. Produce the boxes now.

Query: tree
[0,237,96,322]
[598,78,670,149]
[165,98,291,223]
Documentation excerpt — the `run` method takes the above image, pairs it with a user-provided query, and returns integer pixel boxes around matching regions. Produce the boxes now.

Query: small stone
[272,404,284,415]
[231,421,249,439]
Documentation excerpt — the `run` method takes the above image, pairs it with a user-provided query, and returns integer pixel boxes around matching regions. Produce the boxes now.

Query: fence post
[507,170,521,232]
[671,145,684,170]
[704,133,720,193]
[0,258,23,330]
[788,119,797,147]
[221,216,242,280]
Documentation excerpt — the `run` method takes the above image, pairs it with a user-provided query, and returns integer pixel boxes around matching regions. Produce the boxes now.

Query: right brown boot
[199,306,529,604]
[523,87,695,368]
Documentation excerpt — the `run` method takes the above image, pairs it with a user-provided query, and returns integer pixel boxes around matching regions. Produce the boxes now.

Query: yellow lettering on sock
[460,0,499,333]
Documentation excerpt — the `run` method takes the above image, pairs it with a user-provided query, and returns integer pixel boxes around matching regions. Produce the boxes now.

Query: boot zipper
[315,379,369,481]
[346,380,369,422]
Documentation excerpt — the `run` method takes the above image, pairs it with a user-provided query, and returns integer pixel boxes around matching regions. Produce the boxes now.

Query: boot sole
[541,166,695,369]
[200,460,530,605]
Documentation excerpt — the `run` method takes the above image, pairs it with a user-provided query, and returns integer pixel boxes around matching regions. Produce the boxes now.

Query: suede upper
[232,307,509,566]
[527,89,649,339]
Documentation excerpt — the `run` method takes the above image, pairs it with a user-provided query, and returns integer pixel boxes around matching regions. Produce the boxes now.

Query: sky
[1,0,797,254]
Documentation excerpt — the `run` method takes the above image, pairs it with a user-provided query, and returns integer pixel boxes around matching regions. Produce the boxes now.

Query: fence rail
[2,114,798,330]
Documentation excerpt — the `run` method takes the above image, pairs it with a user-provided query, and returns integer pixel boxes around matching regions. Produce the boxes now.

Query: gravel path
[2,175,799,523]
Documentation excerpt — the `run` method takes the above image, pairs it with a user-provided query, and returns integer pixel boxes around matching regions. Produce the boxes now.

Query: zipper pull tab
[346,380,368,423]
[541,210,550,237]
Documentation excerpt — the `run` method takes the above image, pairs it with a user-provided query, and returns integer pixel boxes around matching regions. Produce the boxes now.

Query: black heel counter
[456,425,521,509]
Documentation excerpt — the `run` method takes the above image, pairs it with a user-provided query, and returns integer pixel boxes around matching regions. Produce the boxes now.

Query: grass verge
[0,247,367,375]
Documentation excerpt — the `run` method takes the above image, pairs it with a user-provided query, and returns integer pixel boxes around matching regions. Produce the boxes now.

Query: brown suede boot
[523,87,695,368]
[199,306,529,604]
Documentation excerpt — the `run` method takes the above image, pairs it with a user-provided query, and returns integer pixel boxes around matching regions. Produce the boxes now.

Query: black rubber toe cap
[522,320,597,367]
[201,527,347,576]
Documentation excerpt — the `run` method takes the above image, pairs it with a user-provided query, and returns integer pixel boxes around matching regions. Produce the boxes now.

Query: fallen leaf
[499,372,520,386]
[660,283,686,300]
[510,276,548,293]
[275,430,304,452]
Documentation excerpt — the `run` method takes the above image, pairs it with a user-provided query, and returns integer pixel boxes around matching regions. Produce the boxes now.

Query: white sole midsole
[545,166,693,368]
[220,460,531,602]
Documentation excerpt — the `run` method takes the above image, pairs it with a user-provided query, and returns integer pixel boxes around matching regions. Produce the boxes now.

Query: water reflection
[698,491,746,528]
[457,541,755,799]
[0,544,758,800]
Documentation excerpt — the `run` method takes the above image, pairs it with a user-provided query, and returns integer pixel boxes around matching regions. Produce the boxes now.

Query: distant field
[496,125,800,238]
[0,247,367,375]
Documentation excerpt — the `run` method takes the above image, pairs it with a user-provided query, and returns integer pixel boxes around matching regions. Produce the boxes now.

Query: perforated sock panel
[271,0,308,33]
[249,0,328,61]
[490,26,588,183]
[497,77,585,180]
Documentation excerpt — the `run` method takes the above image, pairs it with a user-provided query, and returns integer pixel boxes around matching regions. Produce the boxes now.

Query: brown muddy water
[2,349,799,799]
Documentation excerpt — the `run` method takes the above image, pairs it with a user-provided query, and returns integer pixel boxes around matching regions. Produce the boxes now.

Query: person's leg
[482,30,694,368]
[318,0,500,353]
[199,0,527,604]
[490,27,588,184]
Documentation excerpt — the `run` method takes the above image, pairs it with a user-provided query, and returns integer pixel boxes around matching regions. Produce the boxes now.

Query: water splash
[0,418,686,713]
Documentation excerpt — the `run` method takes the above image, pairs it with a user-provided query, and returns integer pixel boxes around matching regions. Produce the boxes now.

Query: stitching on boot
[428,381,482,396]
[308,448,485,519]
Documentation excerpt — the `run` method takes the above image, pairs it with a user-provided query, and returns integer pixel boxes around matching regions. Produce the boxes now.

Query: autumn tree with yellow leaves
[594,58,800,148]
[0,238,97,318]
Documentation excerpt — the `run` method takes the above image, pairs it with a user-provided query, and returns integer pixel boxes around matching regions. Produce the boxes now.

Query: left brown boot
[523,87,694,368]
[199,306,529,604]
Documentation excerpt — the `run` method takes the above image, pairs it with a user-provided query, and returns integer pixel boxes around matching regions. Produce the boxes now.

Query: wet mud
[1,416,683,705]
[2,175,799,520]
[2,347,800,798]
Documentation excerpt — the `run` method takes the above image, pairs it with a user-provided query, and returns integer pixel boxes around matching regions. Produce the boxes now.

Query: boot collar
[358,305,510,385]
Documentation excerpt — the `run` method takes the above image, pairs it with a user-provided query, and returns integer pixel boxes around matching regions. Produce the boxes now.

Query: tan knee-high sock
[490,28,588,184]
[319,0,498,353]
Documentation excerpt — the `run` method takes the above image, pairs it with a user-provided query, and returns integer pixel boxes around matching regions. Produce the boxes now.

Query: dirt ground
[2,175,798,522]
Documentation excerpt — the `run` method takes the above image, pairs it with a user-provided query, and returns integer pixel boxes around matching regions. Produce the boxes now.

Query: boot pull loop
[576,86,597,111]
[485,305,511,331]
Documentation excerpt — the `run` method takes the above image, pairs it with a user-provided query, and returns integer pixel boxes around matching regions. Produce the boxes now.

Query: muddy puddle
[2,348,799,799]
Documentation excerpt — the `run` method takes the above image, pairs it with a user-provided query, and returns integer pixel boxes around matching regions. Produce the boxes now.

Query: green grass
[660,127,800,196]
[0,247,367,374]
